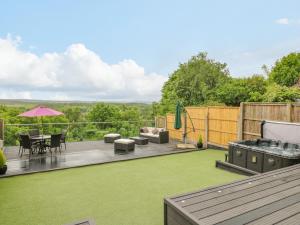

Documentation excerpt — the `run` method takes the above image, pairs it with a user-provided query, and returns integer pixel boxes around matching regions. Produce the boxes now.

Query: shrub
[0,149,7,167]
[198,135,203,145]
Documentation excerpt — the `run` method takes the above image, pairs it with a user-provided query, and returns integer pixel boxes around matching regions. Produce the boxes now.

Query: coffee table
[130,137,149,145]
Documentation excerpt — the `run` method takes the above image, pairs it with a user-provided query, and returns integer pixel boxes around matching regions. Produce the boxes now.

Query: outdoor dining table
[30,135,51,154]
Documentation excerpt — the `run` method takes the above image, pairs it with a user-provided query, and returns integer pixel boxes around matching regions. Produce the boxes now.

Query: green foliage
[262,84,300,102]
[0,102,154,146]
[269,52,300,86]
[157,51,300,110]
[0,149,7,167]
[159,52,229,113]
[215,75,266,106]
[198,135,203,145]
[88,103,121,123]
[64,107,82,122]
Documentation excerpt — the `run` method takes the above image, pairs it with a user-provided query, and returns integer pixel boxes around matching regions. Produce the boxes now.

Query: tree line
[153,52,300,115]
[0,103,154,146]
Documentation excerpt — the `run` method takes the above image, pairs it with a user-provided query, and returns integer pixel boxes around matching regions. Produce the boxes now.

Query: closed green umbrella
[174,102,182,129]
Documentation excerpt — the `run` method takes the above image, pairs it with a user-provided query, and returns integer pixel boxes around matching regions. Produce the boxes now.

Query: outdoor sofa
[139,127,169,144]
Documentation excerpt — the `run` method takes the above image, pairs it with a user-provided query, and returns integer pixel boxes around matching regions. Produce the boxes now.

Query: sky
[0,0,300,102]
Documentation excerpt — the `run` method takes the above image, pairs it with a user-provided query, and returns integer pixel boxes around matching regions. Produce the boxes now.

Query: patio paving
[2,140,194,177]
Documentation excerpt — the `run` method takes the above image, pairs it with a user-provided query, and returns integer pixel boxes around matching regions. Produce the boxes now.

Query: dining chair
[45,134,62,153]
[60,129,67,150]
[28,129,40,137]
[19,134,38,159]
[17,133,24,156]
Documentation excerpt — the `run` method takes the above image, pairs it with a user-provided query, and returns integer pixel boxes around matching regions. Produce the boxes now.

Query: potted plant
[0,148,7,175]
[197,135,203,149]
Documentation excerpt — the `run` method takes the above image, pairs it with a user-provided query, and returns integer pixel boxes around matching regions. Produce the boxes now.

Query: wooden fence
[166,106,240,148]
[240,102,300,140]
[166,102,300,149]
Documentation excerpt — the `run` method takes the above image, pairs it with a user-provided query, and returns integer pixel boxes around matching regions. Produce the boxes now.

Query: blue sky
[0,0,300,101]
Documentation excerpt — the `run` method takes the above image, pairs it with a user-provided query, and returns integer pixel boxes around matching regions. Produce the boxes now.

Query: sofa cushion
[152,128,159,134]
[114,139,135,144]
[104,133,121,138]
[140,133,159,138]
[141,127,149,133]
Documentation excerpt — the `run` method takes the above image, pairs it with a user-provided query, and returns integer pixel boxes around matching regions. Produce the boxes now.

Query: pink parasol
[19,106,63,117]
[19,106,64,134]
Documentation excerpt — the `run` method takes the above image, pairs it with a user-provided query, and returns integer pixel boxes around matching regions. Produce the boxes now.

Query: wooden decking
[164,164,300,225]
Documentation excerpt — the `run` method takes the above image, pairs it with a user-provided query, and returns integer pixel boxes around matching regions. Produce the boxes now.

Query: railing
[4,120,155,146]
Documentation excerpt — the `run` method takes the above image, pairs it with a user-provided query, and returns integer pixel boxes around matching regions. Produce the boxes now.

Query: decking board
[247,201,300,225]
[173,164,300,202]
[184,174,300,212]
[164,164,300,225]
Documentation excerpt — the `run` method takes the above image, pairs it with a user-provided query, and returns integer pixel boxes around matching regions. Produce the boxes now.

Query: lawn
[0,150,244,225]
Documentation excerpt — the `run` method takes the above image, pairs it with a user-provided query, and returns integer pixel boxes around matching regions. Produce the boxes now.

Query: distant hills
[0,99,151,107]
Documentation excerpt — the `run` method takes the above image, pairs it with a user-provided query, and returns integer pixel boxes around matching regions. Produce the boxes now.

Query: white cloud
[275,18,289,25]
[0,35,167,102]
[275,18,300,25]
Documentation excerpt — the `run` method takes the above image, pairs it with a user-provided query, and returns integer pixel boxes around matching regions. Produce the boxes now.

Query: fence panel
[166,106,239,149]
[208,107,239,148]
[166,113,183,140]
[155,116,166,128]
[241,103,300,140]
[185,107,207,144]
[292,104,300,122]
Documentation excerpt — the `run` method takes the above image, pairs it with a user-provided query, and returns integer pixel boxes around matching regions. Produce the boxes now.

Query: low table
[130,137,149,145]
[30,135,51,154]
[114,139,135,153]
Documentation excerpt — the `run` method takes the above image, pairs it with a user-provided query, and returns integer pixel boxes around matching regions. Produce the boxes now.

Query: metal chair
[60,130,67,150]
[19,134,38,158]
[28,129,40,137]
[45,134,62,153]
[17,134,24,156]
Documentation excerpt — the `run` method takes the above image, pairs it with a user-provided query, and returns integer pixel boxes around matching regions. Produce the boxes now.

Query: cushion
[140,133,159,138]
[104,133,121,138]
[114,139,135,144]
[142,127,149,133]
[152,128,159,135]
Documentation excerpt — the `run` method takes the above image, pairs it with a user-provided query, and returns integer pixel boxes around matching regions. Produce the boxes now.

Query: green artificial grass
[0,150,244,225]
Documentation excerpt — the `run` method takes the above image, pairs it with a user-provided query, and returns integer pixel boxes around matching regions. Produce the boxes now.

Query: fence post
[0,119,4,140]
[238,103,244,140]
[205,108,209,148]
[286,103,292,122]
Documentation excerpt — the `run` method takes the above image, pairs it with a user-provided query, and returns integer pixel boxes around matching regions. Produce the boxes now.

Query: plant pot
[197,143,203,149]
[0,165,7,175]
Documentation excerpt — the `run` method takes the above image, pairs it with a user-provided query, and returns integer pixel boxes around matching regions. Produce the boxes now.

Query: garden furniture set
[18,129,67,158]
[104,127,169,154]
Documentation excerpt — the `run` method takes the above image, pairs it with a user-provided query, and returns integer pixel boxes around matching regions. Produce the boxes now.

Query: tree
[64,107,82,122]
[159,52,230,113]
[215,75,266,106]
[87,103,121,127]
[269,52,300,86]
[262,84,300,102]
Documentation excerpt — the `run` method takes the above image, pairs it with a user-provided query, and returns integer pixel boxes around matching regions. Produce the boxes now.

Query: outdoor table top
[164,163,300,225]
[30,135,51,140]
